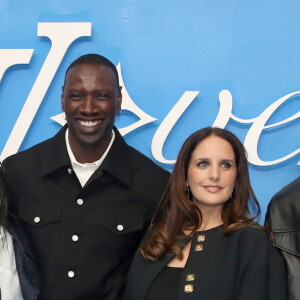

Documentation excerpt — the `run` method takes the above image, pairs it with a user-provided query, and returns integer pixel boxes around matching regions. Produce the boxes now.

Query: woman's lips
[204,185,223,193]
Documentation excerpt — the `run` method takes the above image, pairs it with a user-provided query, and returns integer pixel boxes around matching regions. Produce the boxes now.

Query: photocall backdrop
[0,0,299,223]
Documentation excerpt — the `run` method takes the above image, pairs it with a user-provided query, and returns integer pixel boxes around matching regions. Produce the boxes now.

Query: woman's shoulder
[231,223,266,236]
[224,225,285,269]
[229,224,274,251]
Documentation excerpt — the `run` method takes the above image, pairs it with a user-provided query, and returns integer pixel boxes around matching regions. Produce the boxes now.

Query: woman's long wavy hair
[141,127,260,261]
[0,163,7,230]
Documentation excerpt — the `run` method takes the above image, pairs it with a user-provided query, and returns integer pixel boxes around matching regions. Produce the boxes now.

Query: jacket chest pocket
[273,230,300,257]
[96,211,144,235]
[18,202,62,227]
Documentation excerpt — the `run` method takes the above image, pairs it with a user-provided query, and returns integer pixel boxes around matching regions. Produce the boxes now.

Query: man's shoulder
[3,136,54,167]
[269,177,300,208]
[228,226,276,258]
[2,127,67,176]
[127,145,170,177]
[110,128,170,179]
[267,177,300,231]
[233,225,268,243]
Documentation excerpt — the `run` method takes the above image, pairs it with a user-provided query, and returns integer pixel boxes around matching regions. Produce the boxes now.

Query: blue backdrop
[0,0,299,222]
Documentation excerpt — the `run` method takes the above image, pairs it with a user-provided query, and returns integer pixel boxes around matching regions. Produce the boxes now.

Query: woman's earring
[230,188,234,199]
[186,186,191,199]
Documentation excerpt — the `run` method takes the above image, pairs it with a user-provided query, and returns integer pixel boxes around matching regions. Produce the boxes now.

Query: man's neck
[66,130,115,164]
[72,146,107,164]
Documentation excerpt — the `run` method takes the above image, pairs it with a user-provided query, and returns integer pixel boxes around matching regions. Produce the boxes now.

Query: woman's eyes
[221,162,232,169]
[196,161,233,168]
[197,161,209,167]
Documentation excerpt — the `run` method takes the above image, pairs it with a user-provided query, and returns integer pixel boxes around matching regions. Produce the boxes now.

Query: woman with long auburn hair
[123,127,286,300]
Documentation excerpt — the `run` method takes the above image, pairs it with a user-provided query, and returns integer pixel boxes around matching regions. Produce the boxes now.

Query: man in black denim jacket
[3,54,169,300]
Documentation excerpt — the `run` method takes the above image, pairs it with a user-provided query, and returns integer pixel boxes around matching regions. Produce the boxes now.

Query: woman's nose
[209,165,220,181]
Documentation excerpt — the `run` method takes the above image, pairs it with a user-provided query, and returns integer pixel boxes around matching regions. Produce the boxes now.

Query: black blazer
[123,225,287,300]
[265,176,300,300]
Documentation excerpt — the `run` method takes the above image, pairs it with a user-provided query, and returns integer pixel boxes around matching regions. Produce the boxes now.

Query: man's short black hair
[64,54,119,87]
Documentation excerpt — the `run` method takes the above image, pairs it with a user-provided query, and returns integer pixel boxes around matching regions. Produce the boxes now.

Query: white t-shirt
[0,229,23,300]
[65,129,115,187]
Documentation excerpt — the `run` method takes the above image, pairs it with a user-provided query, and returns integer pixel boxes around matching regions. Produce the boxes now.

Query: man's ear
[117,86,122,112]
[61,86,65,111]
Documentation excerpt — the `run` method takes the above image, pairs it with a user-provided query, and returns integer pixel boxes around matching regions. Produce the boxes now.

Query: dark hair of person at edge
[0,163,7,231]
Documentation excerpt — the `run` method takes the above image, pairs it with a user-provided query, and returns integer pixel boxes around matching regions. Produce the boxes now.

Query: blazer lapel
[124,235,191,299]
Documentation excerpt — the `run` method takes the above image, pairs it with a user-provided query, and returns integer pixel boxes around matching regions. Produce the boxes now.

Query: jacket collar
[100,127,132,187]
[40,125,71,176]
[39,125,132,187]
